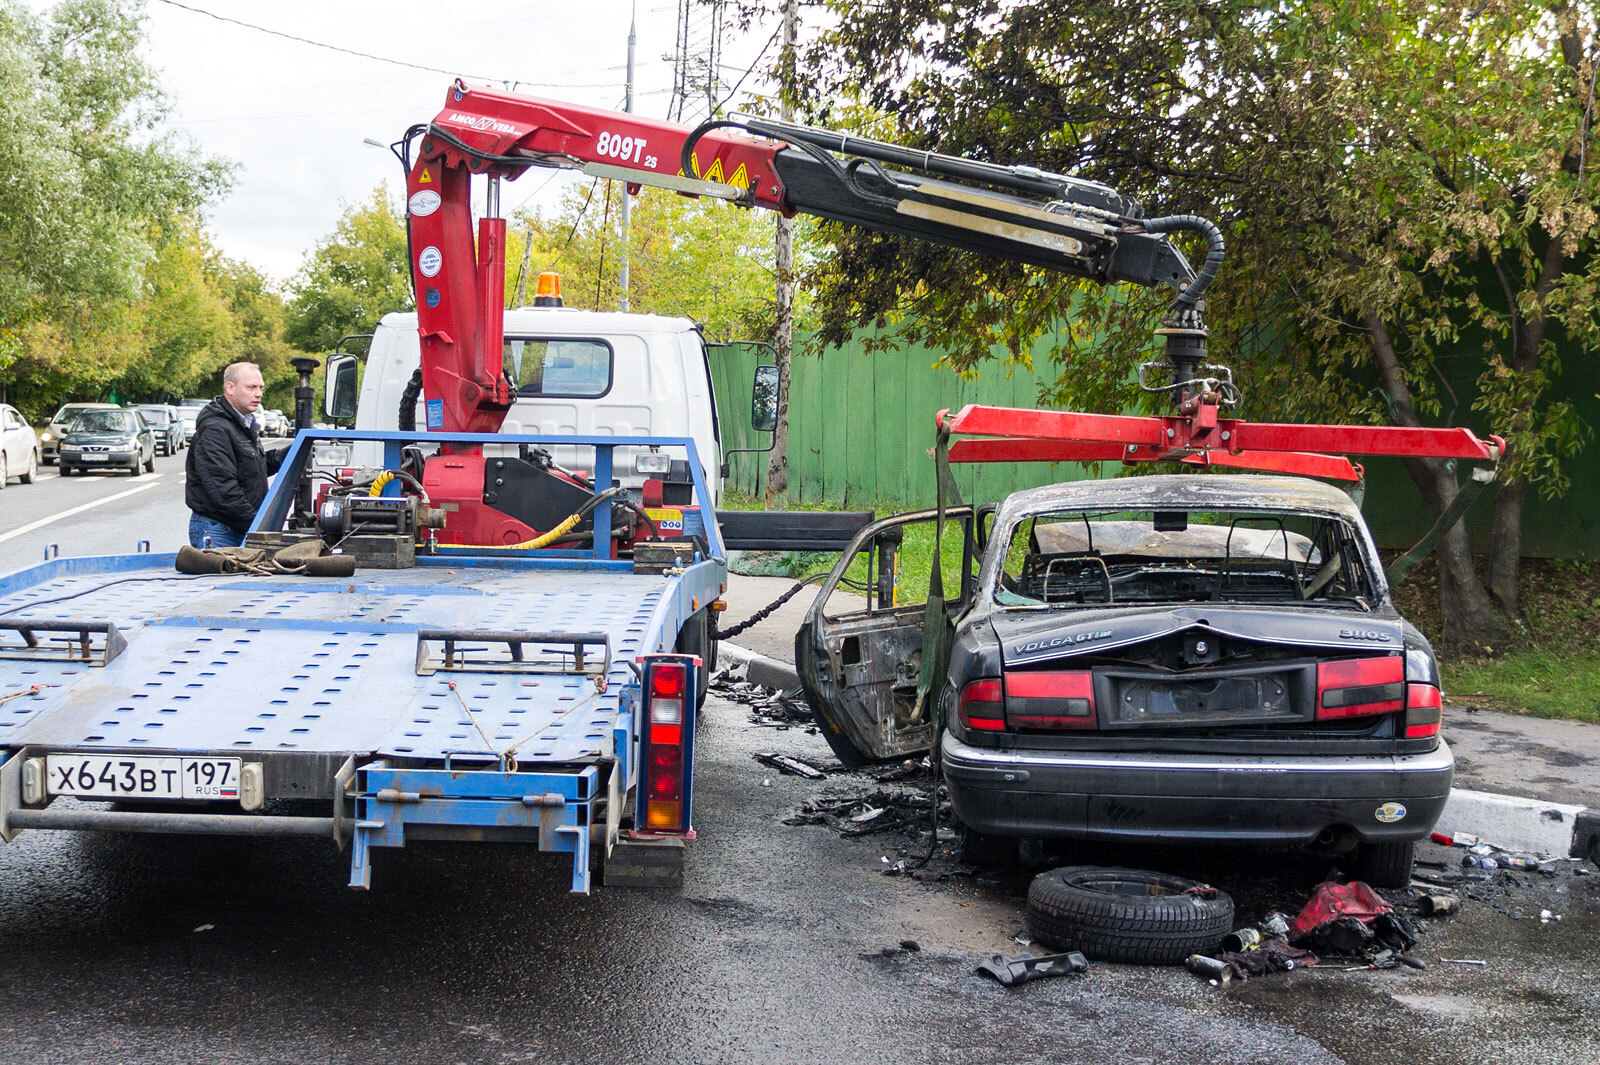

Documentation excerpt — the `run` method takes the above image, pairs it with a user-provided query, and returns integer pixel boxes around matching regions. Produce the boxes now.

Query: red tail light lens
[638,655,696,835]
[958,679,1005,731]
[1316,657,1404,720]
[1005,670,1096,730]
[1404,682,1443,738]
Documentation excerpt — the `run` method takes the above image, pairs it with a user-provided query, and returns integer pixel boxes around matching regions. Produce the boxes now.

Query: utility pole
[619,3,636,311]
[766,0,798,500]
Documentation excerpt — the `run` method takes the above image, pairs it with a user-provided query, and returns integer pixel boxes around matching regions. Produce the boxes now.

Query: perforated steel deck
[0,557,700,765]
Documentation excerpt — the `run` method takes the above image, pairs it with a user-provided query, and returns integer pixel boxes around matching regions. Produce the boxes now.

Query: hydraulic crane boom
[396,80,1221,436]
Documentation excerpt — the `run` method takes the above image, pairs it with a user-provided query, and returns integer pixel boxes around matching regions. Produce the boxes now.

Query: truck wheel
[1027,866,1235,964]
[676,610,713,707]
[1344,840,1415,889]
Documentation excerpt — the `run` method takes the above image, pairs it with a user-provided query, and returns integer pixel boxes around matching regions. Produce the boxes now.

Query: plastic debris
[1260,911,1292,940]
[754,751,827,780]
[977,951,1089,987]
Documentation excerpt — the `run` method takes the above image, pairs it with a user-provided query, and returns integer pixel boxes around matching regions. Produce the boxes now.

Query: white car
[0,403,40,487]
[177,405,202,443]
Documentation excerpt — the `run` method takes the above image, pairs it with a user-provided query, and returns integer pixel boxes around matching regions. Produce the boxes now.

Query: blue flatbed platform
[0,430,724,893]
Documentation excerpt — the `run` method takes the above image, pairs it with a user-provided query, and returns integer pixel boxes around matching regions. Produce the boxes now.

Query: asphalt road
[0,474,1596,1064]
[0,454,193,575]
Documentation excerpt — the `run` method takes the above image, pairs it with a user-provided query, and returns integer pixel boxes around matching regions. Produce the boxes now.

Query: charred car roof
[991,473,1363,524]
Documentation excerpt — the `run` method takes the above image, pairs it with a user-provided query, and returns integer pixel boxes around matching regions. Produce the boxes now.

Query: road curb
[1432,786,1591,858]
[719,643,800,691]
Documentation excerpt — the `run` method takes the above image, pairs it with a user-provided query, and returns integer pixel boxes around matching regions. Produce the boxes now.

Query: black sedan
[57,409,158,476]
[797,475,1449,888]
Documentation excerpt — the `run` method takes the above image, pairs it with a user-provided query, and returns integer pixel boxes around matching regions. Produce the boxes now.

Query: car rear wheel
[1027,866,1235,964]
[1343,840,1415,889]
[21,450,37,483]
[0,452,7,488]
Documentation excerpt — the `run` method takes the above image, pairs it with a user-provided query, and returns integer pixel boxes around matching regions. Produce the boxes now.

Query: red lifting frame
[939,405,1503,482]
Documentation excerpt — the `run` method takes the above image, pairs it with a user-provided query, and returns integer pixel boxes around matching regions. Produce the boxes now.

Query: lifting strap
[913,415,964,763]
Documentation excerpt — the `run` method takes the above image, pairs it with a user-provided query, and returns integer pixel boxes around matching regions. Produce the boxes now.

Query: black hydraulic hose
[711,572,827,641]
[1142,215,1225,306]
[398,368,423,432]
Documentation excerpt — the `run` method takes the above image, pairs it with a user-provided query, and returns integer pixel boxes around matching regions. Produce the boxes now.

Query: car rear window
[138,408,171,426]
[994,507,1377,608]
[507,337,612,398]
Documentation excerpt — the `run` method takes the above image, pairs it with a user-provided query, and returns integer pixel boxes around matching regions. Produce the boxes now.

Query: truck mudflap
[350,760,610,893]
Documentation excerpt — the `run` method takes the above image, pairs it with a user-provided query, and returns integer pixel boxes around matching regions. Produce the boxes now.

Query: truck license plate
[45,755,242,800]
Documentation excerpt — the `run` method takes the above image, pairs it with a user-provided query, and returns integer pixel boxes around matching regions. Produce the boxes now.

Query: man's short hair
[223,362,261,386]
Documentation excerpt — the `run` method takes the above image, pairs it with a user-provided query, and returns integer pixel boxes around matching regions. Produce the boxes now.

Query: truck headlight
[634,451,673,475]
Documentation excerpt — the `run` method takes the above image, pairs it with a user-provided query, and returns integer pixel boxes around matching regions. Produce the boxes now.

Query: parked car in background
[0,403,40,488]
[134,404,185,456]
[58,409,157,477]
[261,408,290,436]
[799,475,1450,889]
[176,404,203,444]
[38,402,120,465]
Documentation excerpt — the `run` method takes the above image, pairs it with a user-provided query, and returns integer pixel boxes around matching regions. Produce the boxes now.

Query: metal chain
[711,573,826,640]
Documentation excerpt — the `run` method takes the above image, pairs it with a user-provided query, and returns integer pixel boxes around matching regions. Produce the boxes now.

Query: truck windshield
[507,337,612,398]
[992,507,1377,609]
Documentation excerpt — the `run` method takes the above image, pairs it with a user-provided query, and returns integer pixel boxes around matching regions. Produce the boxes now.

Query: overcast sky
[131,0,779,284]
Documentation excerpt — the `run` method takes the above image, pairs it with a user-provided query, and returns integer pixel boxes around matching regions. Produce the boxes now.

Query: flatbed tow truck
[0,79,1501,894]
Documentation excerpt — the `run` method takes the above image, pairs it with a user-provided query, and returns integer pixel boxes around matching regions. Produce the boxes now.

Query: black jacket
[185,397,286,533]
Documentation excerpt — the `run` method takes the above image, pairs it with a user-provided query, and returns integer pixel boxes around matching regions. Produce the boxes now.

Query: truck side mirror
[324,354,359,422]
[750,364,779,432]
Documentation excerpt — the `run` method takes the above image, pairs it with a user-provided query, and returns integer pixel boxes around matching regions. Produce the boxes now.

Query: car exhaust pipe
[1316,826,1359,853]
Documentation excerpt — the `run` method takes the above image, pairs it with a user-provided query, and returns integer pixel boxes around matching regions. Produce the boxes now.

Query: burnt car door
[796,506,977,766]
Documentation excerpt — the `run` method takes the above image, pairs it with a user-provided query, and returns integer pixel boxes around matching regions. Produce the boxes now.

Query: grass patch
[1444,649,1600,723]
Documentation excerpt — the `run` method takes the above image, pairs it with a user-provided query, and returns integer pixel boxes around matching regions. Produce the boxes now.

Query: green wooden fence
[709,333,1599,559]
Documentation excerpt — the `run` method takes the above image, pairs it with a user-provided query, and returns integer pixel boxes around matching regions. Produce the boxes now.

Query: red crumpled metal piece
[1288,881,1392,941]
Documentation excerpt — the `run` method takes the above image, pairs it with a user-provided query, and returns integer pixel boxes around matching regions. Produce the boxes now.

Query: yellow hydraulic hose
[434,510,582,551]
[368,470,397,497]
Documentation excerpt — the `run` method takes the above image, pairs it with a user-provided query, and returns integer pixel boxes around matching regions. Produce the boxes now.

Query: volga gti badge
[1014,629,1113,655]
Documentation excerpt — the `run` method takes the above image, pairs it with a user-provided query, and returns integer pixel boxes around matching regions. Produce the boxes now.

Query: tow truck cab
[331,307,732,505]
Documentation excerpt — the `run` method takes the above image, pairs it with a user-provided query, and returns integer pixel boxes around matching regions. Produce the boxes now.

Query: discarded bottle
[1186,954,1231,981]
[1417,893,1460,916]
[1501,856,1542,871]
[1222,927,1263,952]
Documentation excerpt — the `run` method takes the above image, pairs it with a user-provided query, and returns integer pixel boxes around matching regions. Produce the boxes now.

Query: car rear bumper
[941,732,1454,845]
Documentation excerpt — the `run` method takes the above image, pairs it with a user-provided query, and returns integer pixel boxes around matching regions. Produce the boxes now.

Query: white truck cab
[329,305,764,506]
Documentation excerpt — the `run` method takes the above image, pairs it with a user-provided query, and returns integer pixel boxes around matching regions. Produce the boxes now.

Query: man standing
[185,362,287,548]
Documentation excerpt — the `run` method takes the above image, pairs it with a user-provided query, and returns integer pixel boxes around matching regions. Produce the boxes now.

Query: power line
[152,0,614,89]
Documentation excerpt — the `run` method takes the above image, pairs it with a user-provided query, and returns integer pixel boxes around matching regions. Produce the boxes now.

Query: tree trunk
[1364,310,1506,649]
[766,0,798,502]
[1402,456,1508,651]
[1487,474,1525,617]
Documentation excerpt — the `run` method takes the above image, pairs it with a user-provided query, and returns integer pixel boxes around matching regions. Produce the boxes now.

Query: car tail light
[1316,656,1405,720]
[637,654,697,835]
[958,679,1005,731]
[1404,682,1443,738]
[1005,670,1097,730]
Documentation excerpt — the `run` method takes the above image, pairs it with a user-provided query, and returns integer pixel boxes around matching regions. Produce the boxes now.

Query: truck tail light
[958,679,1005,731]
[1404,682,1443,738]
[1005,670,1097,730]
[637,654,697,835]
[1316,656,1405,720]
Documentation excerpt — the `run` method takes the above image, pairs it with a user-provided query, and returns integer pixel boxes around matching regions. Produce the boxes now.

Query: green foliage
[507,181,810,341]
[0,0,230,367]
[285,186,413,354]
[803,1,1597,485]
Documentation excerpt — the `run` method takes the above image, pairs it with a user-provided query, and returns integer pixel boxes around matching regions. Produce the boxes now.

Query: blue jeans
[189,514,245,549]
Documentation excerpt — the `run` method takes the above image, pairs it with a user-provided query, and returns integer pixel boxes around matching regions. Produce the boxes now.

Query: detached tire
[1027,866,1234,965]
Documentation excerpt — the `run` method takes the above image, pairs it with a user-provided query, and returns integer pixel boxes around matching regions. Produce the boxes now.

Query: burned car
[796,475,1450,887]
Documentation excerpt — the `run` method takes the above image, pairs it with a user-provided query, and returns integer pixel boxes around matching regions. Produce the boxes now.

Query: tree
[802,0,1597,649]
[285,186,413,354]
[0,0,230,371]
[507,180,796,341]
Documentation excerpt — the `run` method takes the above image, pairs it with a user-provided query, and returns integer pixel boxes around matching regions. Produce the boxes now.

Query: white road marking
[0,475,166,545]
